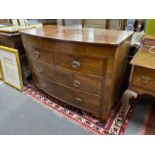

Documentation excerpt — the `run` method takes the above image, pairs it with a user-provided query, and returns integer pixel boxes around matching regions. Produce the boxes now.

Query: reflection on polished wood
[21,25,132,45]
[130,49,155,70]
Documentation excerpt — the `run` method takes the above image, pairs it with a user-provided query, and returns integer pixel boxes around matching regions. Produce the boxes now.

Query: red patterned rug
[24,83,134,135]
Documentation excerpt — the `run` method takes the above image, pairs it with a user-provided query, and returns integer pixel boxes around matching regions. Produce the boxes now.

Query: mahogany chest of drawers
[21,26,133,121]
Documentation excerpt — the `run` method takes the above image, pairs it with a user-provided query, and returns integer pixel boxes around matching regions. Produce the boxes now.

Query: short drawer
[42,38,64,51]
[22,35,43,48]
[29,57,102,95]
[22,34,64,52]
[25,46,53,64]
[131,67,155,92]
[33,73,101,114]
[22,35,53,64]
[53,53,107,76]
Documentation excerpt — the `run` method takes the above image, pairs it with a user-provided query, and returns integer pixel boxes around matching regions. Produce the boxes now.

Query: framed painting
[0,46,23,91]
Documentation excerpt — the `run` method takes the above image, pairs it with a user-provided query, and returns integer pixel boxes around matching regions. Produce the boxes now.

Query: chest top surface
[130,48,155,70]
[131,35,155,70]
[20,25,133,46]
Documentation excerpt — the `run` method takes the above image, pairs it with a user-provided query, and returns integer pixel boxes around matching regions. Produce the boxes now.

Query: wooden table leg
[116,90,138,127]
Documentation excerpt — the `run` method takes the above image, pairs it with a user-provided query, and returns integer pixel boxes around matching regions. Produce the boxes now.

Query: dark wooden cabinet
[21,26,133,121]
[0,31,30,83]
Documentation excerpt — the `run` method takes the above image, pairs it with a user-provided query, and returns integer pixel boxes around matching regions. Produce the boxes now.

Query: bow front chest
[21,26,133,121]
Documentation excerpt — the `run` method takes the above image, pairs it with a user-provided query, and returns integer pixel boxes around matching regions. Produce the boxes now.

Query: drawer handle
[73,80,80,88]
[71,61,80,69]
[141,76,152,83]
[41,83,47,89]
[34,51,40,58]
[75,97,82,103]
[149,46,155,54]
[37,67,43,73]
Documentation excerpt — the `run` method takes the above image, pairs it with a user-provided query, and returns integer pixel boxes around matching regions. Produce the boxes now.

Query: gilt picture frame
[0,46,23,91]
[0,59,3,80]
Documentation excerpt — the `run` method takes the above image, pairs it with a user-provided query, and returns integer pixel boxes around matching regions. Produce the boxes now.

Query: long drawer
[28,57,102,95]
[32,72,101,114]
[53,53,107,76]
[22,35,114,58]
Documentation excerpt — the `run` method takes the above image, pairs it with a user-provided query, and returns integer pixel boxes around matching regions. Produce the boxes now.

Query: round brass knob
[73,80,80,88]
[34,51,40,58]
[37,67,43,73]
[41,83,47,89]
[71,61,80,69]
[75,97,82,103]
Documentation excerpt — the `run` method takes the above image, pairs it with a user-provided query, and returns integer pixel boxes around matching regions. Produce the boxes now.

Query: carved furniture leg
[117,90,138,127]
